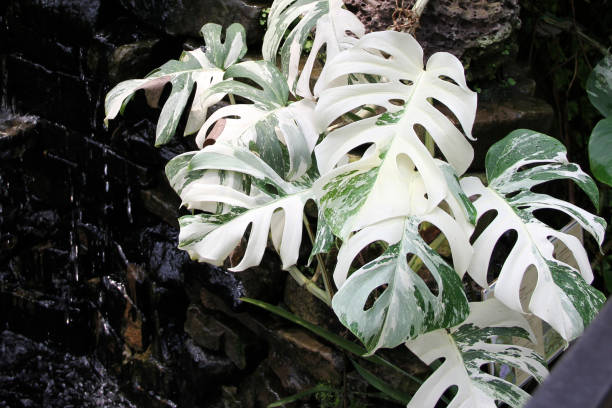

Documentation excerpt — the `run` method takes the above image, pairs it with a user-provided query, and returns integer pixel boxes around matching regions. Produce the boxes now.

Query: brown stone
[271,327,345,387]
[344,0,522,80]
[122,301,144,352]
[471,95,554,170]
[184,304,224,351]
[283,275,340,331]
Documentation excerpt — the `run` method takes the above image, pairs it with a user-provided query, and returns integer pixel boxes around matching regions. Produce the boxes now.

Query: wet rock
[184,304,225,351]
[344,0,521,80]
[270,327,345,388]
[108,39,161,85]
[139,224,188,284]
[122,301,145,352]
[118,0,268,44]
[0,330,135,408]
[236,363,288,408]
[184,303,261,369]
[5,0,102,45]
[283,274,340,331]
[5,55,96,131]
[185,251,285,310]
[471,95,554,169]
[0,113,39,159]
[140,180,181,228]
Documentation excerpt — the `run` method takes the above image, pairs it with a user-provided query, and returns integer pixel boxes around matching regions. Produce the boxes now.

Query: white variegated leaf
[331,212,471,354]
[406,299,548,408]
[170,143,314,271]
[104,23,247,145]
[196,61,318,181]
[262,0,364,97]
[315,30,476,176]
[462,129,606,341]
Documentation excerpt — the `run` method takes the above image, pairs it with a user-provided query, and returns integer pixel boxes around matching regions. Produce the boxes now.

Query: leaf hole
[438,75,459,86]
[436,385,458,407]
[363,283,387,311]
[389,98,404,106]
[227,222,252,268]
[487,229,518,283]
[400,79,414,86]
[350,240,388,273]
[406,253,439,296]
[396,153,416,179]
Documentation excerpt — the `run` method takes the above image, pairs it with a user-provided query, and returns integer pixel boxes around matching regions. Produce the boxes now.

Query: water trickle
[126,186,133,224]
[0,55,8,112]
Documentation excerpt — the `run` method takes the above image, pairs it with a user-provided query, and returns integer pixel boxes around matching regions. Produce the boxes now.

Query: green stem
[425,132,435,156]
[228,94,236,105]
[303,215,335,299]
[408,231,447,272]
[288,265,332,306]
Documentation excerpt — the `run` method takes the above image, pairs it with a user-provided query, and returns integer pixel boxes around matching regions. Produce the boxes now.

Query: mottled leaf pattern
[315,31,476,175]
[195,61,318,181]
[332,213,471,354]
[406,299,548,408]
[462,129,606,341]
[262,0,364,97]
[169,143,315,271]
[104,23,247,145]
[586,54,612,118]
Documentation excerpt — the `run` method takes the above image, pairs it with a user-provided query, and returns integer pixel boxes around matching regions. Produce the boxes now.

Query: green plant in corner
[104,1,607,406]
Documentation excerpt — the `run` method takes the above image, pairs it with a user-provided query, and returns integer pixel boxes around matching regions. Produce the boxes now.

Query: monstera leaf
[331,210,472,354]
[167,143,315,271]
[587,55,612,186]
[461,129,606,341]
[195,61,318,181]
[313,31,476,237]
[262,0,364,97]
[104,23,247,146]
[406,299,548,408]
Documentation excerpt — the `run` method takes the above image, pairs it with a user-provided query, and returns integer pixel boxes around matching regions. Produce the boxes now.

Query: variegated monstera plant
[105,1,607,406]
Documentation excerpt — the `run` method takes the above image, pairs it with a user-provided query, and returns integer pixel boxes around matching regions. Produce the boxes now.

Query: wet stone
[471,95,554,169]
[0,113,39,160]
[0,330,135,408]
[270,327,345,387]
[344,0,521,80]
[118,0,268,44]
[108,39,161,85]
[283,274,341,331]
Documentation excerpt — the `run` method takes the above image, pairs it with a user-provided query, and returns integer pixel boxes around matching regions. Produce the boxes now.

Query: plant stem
[408,231,447,272]
[303,215,335,299]
[228,94,236,105]
[288,266,332,306]
[425,132,435,156]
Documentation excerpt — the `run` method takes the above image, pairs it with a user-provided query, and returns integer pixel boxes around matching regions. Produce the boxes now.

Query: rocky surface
[344,0,522,80]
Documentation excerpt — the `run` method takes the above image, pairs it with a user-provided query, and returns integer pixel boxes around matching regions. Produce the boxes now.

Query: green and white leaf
[313,32,476,234]
[406,299,548,408]
[196,61,318,181]
[461,130,606,341]
[262,0,364,97]
[173,143,314,271]
[166,151,247,214]
[586,54,612,118]
[331,210,472,354]
[315,30,476,175]
[104,23,247,145]
[589,117,612,187]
